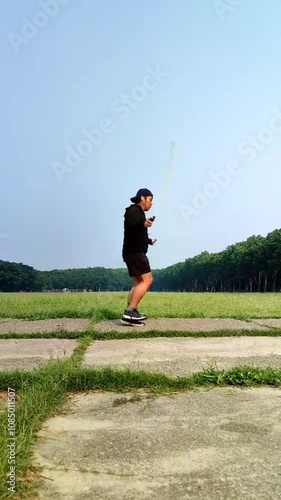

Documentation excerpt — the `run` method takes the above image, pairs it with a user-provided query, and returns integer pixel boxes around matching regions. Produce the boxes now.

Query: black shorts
[123,252,151,278]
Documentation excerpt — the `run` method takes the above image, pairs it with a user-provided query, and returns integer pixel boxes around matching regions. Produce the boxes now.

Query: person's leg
[127,277,142,307]
[129,272,153,309]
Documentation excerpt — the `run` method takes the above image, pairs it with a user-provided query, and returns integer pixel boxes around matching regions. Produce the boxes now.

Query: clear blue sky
[1,0,281,271]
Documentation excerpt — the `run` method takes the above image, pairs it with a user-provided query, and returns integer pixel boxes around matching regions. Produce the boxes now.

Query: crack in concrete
[38,466,163,478]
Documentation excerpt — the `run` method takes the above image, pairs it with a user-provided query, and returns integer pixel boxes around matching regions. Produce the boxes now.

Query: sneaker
[121,318,145,327]
[135,309,147,321]
[122,309,146,322]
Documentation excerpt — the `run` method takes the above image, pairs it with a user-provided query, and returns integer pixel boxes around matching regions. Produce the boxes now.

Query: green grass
[0,364,68,499]
[1,365,281,395]
[64,365,281,392]
[1,328,281,341]
[1,292,281,320]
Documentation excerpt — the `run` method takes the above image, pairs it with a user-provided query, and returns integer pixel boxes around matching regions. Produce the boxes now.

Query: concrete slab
[94,318,271,332]
[251,319,281,328]
[34,387,281,499]
[83,337,281,376]
[0,319,90,335]
[0,339,77,371]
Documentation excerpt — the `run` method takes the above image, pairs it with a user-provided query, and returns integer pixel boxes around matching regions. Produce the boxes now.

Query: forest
[0,229,280,293]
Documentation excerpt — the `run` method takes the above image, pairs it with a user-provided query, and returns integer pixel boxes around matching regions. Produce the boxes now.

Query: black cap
[130,188,153,203]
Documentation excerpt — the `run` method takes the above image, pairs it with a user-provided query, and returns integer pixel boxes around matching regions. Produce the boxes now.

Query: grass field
[0,292,281,320]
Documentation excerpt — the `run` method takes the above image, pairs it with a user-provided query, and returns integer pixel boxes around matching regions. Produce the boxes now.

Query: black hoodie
[122,204,151,258]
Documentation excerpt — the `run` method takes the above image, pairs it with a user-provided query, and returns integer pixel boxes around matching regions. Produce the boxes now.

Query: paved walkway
[34,387,281,499]
[94,318,281,332]
[1,335,281,373]
[1,317,281,335]
[0,318,91,334]
[0,318,281,372]
[0,339,77,371]
[83,337,281,376]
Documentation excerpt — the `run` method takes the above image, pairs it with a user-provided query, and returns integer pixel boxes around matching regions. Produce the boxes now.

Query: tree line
[153,229,281,292]
[0,228,280,292]
[0,264,132,292]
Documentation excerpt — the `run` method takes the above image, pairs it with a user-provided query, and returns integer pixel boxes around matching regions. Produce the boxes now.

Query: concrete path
[94,318,274,332]
[83,337,281,376]
[0,318,280,335]
[0,339,77,371]
[252,319,281,328]
[0,318,91,334]
[34,387,281,500]
[0,318,280,373]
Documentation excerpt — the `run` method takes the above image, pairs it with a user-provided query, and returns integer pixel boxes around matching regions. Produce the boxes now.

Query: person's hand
[144,219,153,228]
[151,239,157,245]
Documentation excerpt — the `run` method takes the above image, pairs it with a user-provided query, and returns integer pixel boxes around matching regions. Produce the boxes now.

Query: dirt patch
[0,391,7,404]
[112,394,149,407]
[0,391,8,414]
